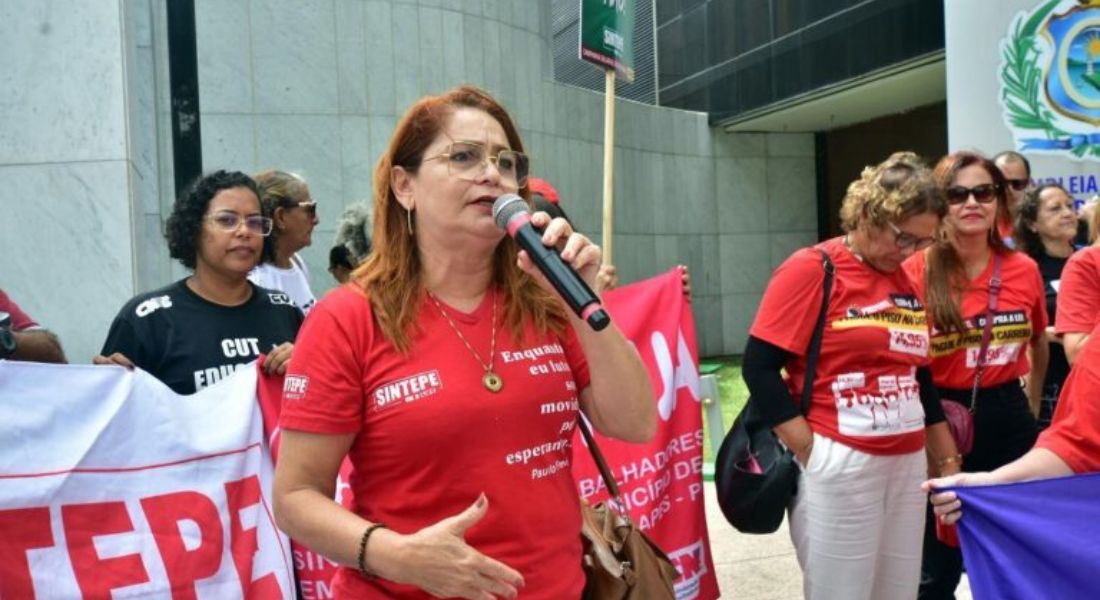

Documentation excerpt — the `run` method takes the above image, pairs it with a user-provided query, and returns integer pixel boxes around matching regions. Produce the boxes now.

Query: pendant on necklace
[483,371,503,392]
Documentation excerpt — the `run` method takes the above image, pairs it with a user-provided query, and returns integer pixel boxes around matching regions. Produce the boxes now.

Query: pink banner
[573,268,720,600]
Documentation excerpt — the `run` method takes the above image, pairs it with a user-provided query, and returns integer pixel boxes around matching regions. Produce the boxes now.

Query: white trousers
[789,433,927,600]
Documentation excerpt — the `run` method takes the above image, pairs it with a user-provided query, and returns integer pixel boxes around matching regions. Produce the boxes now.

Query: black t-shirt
[100,279,303,395]
[1034,249,1073,392]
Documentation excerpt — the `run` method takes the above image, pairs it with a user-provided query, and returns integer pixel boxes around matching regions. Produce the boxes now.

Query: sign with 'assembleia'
[948,0,1100,206]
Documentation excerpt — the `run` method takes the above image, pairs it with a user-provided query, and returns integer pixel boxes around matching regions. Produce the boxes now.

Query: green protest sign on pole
[579,0,635,83]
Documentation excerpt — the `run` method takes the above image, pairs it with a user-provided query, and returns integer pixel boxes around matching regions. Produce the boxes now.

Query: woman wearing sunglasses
[272,86,655,599]
[249,170,321,314]
[94,170,303,394]
[1014,184,1080,428]
[744,152,957,599]
[904,151,1048,599]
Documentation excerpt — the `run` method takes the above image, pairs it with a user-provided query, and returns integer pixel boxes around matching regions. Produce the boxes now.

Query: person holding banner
[94,170,303,395]
[744,152,958,600]
[904,151,1048,600]
[1013,184,1080,428]
[0,289,67,363]
[925,317,1100,520]
[273,86,656,600]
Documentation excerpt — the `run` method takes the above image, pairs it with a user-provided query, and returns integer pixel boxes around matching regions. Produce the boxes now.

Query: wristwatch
[0,312,15,360]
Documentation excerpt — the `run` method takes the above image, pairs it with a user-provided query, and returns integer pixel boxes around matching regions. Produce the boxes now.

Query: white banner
[0,362,294,599]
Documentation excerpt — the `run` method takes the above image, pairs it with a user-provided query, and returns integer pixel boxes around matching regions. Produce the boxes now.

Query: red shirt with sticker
[751,237,931,456]
[904,249,1046,390]
[1055,245,1100,335]
[280,285,591,599]
[1036,321,1100,473]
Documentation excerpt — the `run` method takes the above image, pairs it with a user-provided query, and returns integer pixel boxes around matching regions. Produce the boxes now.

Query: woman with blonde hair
[249,170,319,313]
[271,86,655,599]
[742,151,958,599]
[904,151,1048,599]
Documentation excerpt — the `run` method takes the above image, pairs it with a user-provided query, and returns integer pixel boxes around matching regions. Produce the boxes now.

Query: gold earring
[406,208,414,236]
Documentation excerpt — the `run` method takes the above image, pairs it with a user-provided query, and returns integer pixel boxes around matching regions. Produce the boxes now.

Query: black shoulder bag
[714,250,834,534]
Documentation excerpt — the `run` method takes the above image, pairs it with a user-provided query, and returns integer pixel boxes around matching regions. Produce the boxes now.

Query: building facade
[5,0,949,362]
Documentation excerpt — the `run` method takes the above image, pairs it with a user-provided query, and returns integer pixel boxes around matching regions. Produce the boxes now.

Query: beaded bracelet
[357,523,387,578]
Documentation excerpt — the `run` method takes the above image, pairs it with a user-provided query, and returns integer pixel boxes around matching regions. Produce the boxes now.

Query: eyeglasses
[1004,178,1029,192]
[423,141,529,188]
[945,184,999,205]
[886,221,937,251]
[205,211,273,236]
[293,201,317,218]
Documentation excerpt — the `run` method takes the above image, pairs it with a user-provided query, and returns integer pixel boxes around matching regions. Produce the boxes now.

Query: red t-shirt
[751,237,930,455]
[0,289,39,331]
[904,249,1045,390]
[1054,246,1100,335]
[280,286,591,599]
[1036,322,1100,473]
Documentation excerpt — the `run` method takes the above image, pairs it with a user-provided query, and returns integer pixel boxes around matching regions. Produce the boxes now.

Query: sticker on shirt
[889,329,930,357]
[833,294,927,334]
[966,342,1023,368]
[371,370,443,412]
[832,369,926,437]
[929,310,1032,358]
[1050,279,1061,293]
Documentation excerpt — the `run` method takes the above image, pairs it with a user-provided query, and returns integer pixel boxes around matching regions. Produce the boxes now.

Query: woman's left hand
[517,212,602,292]
[921,471,997,525]
[264,342,294,375]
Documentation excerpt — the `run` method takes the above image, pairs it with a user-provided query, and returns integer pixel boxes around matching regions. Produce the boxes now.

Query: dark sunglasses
[945,184,999,205]
[294,201,317,217]
[1004,178,1029,192]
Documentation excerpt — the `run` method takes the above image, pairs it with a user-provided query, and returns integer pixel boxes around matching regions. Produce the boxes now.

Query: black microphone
[493,194,611,331]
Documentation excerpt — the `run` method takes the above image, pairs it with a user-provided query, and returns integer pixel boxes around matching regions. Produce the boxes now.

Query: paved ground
[702,481,973,599]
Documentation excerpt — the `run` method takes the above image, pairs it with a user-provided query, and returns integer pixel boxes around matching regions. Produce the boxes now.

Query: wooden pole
[601,69,616,263]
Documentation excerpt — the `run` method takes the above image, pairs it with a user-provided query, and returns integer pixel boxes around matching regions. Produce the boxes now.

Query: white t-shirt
[248,254,316,314]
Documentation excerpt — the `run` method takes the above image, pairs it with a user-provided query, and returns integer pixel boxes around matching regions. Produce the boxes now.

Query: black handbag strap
[799,250,835,416]
[582,249,834,499]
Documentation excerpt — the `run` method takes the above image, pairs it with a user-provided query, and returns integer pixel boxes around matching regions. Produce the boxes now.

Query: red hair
[353,86,566,351]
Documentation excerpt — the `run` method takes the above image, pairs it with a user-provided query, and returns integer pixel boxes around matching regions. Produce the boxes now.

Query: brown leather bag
[578,419,679,599]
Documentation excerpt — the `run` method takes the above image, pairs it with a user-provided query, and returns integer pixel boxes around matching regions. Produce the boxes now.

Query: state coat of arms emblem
[1001,0,1100,159]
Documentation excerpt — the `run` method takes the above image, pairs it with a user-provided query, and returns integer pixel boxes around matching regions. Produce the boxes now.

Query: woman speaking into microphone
[272,85,655,599]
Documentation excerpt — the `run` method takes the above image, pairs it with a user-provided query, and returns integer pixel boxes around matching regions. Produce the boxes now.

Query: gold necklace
[427,290,503,392]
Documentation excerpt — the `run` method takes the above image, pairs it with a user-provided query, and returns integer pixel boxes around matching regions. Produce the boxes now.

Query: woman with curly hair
[272,86,656,599]
[904,151,1047,599]
[742,152,958,599]
[94,170,303,395]
[249,170,320,313]
[1014,183,1079,427]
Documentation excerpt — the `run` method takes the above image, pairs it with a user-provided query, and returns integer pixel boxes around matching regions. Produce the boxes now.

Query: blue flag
[951,472,1100,600]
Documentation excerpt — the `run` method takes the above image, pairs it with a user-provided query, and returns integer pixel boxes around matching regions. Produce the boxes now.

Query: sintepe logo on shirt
[372,370,443,412]
[284,375,310,402]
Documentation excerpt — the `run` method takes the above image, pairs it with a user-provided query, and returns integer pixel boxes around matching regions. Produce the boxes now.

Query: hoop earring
[406,208,414,236]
